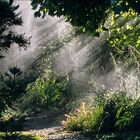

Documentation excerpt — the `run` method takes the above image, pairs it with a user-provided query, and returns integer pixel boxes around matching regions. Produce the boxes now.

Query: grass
[0,132,44,140]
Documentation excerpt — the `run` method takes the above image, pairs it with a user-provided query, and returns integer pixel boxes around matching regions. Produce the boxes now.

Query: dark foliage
[0,66,26,115]
[64,91,140,137]
[31,0,140,34]
[0,117,24,132]
[0,0,30,58]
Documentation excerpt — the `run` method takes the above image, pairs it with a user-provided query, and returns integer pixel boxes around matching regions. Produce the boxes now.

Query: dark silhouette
[0,0,30,58]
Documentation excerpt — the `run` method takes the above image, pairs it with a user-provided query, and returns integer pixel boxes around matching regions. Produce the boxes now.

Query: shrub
[62,102,103,134]
[25,74,67,112]
[82,106,103,134]
[116,97,140,131]
[0,70,68,121]
[97,91,128,133]
[0,68,23,116]
[63,90,140,136]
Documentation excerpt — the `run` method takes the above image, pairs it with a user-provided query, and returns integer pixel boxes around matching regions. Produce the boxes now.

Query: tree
[31,0,140,72]
[0,0,29,58]
[31,0,140,35]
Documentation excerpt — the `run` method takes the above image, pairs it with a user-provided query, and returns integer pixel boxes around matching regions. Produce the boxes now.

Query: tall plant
[0,66,23,107]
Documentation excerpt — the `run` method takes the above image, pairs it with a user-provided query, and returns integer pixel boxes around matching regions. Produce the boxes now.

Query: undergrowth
[1,70,68,121]
[63,91,140,138]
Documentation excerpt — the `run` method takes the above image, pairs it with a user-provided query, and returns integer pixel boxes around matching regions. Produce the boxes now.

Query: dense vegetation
[0,69,68,119]
[30,0,140,138]
[0,0,68,137]
[0,0,140,139]
[0,66,23,115]
[97,9,140,72]
[63,91,140,139]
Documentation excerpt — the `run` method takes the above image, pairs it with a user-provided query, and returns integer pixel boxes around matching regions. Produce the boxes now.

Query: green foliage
[0,0,29,58]
[107,9,140,70]
[62,103,88,131]
[31,0,111,35]
[2,70,68,118]
[63,91,140,136]
[31,0,140,73]
[0,66,23,97]
[31,0,140,34]
[8,66,22,77]
[97,131,140,140]
[116,97,140,131]
[0,105,24,122]
[95,8,140,73]
[0,132,43,140]
[0,67,24,116]
[62,102,103,134]
[25,73,67,112]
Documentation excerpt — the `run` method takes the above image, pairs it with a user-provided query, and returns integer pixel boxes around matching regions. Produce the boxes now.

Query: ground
[22,111,92,140]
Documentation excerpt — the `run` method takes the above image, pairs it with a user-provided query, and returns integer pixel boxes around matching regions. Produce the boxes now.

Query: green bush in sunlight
[62,102,103,134]
[62,103,88,131]
[25,74,67,112]
[63,90,140,137]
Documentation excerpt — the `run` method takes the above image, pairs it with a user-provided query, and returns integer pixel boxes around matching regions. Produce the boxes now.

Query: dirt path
[22,111,92,140]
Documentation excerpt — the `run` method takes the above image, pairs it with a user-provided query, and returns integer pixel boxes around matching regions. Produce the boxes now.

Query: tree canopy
[0,0,29,58]
[31,0,140,71]
[108,10,140,70]
[31,0,140,35]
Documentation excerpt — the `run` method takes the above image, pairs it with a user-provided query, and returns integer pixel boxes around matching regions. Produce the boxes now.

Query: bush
[97,91,128,133]
[24,74,67,112]
[116,97,140,131]
[63,90,140,136]
[0,66,38,107]
[0,67,25,116]
[2,71,68,120]
[0,70,68,122]
[62,102,103,134]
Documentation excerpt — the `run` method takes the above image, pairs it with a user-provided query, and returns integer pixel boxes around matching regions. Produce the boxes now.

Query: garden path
[23,111,92,140]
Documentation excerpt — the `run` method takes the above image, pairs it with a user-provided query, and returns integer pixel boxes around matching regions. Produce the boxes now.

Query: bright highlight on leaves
[107,9,140,69]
